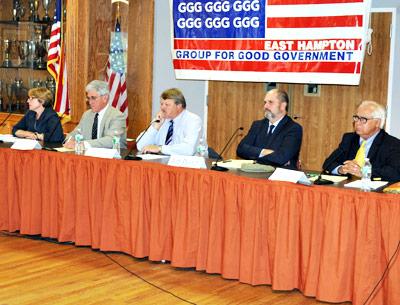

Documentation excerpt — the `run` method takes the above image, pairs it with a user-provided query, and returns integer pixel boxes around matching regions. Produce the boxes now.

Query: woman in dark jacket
[12,87,64,143]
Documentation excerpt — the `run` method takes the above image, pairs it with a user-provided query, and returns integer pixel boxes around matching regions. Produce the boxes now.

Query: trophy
[17,41,29,67]
[28,0,39,22]
[42,0,52,22]
[35,39,49,69]
[13,78,27,113]
[13,0,25,22]
[6,84,14,112]
[3,40,13,67]
[45,76,56,96]
[27,40,36,68]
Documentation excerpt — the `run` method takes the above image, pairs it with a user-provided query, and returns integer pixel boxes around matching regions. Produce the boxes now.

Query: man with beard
[236,88,302,169]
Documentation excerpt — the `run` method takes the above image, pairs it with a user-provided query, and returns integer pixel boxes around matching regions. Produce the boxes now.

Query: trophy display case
[0,0,56,114]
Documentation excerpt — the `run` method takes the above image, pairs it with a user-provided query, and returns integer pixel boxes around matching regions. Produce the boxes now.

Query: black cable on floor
[362,239,400,305]
[103,252,197,305]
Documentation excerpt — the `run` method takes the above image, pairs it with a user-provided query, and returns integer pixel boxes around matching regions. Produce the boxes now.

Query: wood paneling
[66,0,154,138]
[207,13,391,170]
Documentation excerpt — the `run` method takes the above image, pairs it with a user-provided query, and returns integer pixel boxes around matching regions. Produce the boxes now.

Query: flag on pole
[106,19,128,118]
[47,0,70,118]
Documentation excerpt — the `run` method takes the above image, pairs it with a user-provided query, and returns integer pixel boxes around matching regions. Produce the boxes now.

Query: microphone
[314,147,345,185]
[124,119,160,160]
[42,113,65,150]
[210,127,244,172]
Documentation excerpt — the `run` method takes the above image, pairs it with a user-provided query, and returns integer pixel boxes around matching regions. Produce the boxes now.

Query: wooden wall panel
[207,13,391,170]
[65,0,154,139]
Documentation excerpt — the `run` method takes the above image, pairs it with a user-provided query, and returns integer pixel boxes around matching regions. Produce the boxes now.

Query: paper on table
[308,174,348,183]
[344,180,388,190]
[168,155,207,169]
[136,154,169,160]
[214,159,254,169]
[0,134,18,143]
[11,139,42,150]
[54,147,75,152]
[84,147,119,159]
[269,167,311,185]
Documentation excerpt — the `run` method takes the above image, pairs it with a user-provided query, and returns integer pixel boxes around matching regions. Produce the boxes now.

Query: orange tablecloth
[0,148,399,305]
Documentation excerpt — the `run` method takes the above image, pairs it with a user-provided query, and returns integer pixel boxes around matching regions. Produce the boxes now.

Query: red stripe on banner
[173,59,361,74]
[268,0,364,4]
[267,15,363,28]
[174,39,362,51]
[175,39,266,50]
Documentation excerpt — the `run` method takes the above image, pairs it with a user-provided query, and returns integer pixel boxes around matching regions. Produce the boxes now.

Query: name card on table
[11,139,42,150]
[85,147,120,159]
[269,167,311,185]
[168,155,207,169]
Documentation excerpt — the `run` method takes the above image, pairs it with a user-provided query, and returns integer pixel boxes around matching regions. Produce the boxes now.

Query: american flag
[47,0,70,117]
[172,0,371,85]
[106,19,128,118]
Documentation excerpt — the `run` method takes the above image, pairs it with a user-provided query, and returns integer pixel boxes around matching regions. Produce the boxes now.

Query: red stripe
[267,15,363,28]
[173,59,361,74]
[175,39,362,51]
[268,0,364,4]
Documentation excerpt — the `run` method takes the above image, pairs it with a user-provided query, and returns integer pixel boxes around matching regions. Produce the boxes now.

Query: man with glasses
[323,100,400,182]
[64,80,127,149]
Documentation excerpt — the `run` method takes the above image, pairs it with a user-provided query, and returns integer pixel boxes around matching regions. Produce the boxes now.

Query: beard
[265,110,276,121]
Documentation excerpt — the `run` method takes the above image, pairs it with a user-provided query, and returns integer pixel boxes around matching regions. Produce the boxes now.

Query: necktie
[165,120,174,145]
[268,125,275,135]
[92,113,99,139]
[354,140,367,167]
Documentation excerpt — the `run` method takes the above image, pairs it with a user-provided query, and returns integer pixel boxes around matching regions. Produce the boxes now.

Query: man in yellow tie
[322,100,400,182]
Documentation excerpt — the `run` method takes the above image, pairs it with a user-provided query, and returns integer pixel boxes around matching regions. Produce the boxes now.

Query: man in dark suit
[236,89,302,169]
[323,100,400,182]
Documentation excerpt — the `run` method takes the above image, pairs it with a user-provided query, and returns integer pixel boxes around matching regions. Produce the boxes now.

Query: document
[0,134,18,143]
[168,155,207,169]
[213,159,254,169]
[308,174,348,183]
[84,147,120,159]
[344,180,388,190]
[269,167,311,185]
[136,154,169,160]
[11,139,42,150]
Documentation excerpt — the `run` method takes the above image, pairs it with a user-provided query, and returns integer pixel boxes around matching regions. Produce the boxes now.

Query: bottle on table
[112,130,121,158]
[196,137,208,158]
[74,128,85,155]
[361,158,372,192]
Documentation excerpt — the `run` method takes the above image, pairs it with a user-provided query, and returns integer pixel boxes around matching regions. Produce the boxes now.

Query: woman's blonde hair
[28,87,53,108]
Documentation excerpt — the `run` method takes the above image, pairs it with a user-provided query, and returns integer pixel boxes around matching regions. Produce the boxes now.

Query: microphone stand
[314,148,344,185]
[210,127,244,172]
[124,119,160,160]
[0,108,14,143]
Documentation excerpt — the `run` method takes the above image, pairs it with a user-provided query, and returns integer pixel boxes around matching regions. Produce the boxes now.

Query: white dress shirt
[136,109,203,156]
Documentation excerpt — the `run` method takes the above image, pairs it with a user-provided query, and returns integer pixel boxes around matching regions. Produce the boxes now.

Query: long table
[0,147,399,305]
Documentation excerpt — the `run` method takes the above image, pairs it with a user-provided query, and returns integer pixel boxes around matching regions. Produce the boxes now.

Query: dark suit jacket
[323,130,400,182]
[236,115,302,169]
[12,107,64,143]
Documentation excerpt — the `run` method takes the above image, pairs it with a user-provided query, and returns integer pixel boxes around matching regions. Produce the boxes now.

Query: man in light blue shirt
[136,88,204,156]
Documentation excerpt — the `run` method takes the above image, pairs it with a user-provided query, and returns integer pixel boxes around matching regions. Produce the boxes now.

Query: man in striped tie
[137,88,204,156]
[323,101,400,182]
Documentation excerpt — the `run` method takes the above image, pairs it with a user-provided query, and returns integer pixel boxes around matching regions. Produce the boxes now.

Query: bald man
[323,100,400,182]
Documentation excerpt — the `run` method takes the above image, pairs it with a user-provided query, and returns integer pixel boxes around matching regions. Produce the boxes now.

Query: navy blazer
[323,130,400,182]
[236,115,302,169]
[12,107,64,143]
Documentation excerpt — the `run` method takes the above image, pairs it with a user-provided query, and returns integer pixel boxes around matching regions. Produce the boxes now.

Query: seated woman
[12,87,64,143]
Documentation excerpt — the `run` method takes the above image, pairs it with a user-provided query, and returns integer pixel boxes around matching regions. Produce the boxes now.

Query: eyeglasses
[352,115,379,124]
[86,95,104,102]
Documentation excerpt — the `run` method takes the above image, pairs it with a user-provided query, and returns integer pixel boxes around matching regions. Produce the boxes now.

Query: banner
[171,0,372,85]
